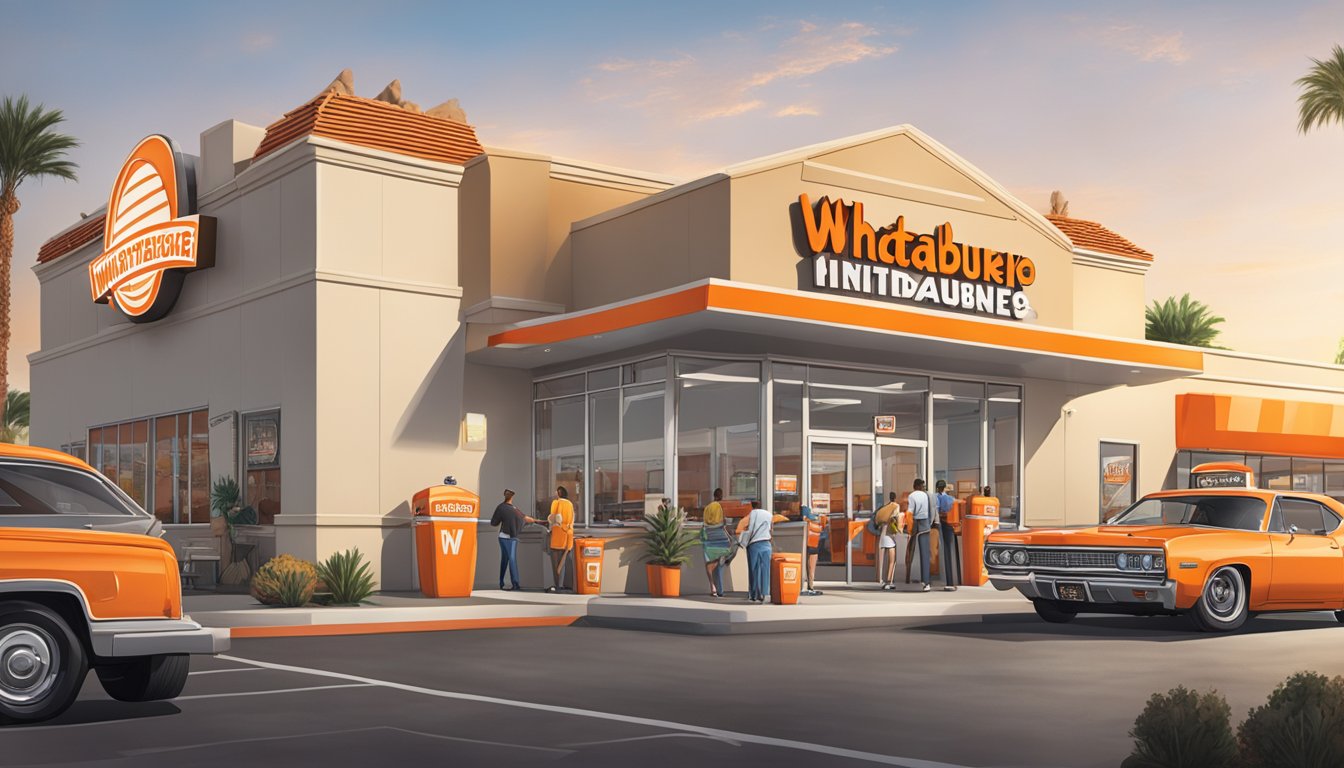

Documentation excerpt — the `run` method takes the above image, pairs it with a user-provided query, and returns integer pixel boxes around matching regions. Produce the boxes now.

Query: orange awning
[1176,393,1344,459]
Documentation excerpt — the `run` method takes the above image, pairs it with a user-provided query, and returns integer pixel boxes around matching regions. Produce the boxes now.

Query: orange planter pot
[646,564,681,598]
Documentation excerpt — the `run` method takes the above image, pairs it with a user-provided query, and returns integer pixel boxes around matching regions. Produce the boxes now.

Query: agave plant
[640,504,697,567]
[1145,294,1225,348]
[316,547,377,605]
[210,475,258,541]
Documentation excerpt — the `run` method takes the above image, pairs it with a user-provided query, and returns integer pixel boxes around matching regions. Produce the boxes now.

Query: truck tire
[1032,599,1077,624]
[1189,566,1248,632]
[0,601,88,724]
[96,654,189,702]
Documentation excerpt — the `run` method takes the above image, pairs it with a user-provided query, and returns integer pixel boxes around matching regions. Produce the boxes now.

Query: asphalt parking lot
[8,611,1344,768]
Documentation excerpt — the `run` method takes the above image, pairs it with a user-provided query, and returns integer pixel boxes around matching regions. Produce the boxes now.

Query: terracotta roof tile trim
[37,213,105,264]
[1047,214,1154,262]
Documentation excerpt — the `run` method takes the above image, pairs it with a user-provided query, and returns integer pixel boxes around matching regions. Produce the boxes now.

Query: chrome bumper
[989,572,1178,611]
[89,616,230,658]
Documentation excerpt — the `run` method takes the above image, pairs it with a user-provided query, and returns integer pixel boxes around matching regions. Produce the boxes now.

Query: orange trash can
[574,538,605,595]
[961,495,1001,587]
[770,552,803,605]
[412,478,481,598]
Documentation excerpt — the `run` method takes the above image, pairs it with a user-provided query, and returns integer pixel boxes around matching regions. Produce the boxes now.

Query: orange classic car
[986,464,1344,632]
[0,444,227,723]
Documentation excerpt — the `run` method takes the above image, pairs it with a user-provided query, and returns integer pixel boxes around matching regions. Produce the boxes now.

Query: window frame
[1099,440,1140,523]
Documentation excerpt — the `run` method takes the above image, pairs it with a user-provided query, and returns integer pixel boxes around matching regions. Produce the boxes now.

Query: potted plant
[210,476,259,585]
[640,501,696,597]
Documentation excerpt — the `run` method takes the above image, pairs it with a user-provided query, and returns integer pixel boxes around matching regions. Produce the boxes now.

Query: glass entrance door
[808,439,925,585]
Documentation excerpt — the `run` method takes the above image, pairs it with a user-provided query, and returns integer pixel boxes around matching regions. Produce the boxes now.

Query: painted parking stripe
[123,725,572,756]
[218,654,973,768]
[188,667,265,676]
[174,683,373,701]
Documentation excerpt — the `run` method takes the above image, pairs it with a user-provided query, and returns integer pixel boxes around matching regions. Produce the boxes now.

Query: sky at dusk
[3,0,1343,390]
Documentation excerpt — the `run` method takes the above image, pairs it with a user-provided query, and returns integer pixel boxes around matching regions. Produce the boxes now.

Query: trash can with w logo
[573,537,606,595]
[412,478,481,597]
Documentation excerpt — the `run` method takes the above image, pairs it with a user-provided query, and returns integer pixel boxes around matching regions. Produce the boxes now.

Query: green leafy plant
[1145,294,1226,348]
[640,504,697,567]
[210,476,258,541]
[1296,44,1344,134]
[1123,685,1239,768]
[1238,672,1344,768]
[250,554,319,607]
[316,547,376,605]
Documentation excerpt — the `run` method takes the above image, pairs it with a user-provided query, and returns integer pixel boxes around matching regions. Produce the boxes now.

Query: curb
[229,615,581,638]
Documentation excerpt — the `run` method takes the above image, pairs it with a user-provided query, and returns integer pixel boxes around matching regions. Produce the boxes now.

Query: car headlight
[987,549,1000,565]
[1012,549,1028,566]
[1116,553,1127,570]
[1141,554,1153,570]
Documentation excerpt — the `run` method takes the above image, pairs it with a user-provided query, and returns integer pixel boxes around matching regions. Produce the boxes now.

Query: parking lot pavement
[8,612,1344,768]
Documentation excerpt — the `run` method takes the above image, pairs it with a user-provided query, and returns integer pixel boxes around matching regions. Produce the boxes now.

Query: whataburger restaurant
[28,83,1344,592]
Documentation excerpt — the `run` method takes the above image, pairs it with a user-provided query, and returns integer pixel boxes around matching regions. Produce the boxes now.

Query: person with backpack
[908,479,936,592]
[873,492,901,590]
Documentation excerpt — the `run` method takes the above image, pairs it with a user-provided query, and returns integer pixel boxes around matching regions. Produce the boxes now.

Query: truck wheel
[96,654,189,702]
[1032,599,1077,624]
[0,602,88,724]
[1190,566,1248,632]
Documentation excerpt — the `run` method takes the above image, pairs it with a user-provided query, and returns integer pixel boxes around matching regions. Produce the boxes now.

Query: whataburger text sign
[795,194,1036,320]
[89,135,215,323]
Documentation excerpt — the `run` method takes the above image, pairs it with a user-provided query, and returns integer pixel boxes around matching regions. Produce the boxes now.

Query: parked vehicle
[0,445,226,723]
[986,463,1344,632]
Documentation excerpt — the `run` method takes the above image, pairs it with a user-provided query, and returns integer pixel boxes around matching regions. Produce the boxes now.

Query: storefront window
[986,384,1022,527]
[89,409,208,523]
[933,380,982,506]
[153,415,176,524]
[535,396,585,520]
[1327,463,1344,502]
[535,374,585,400]
[589,390,620,523]
[772,363,805,518]
[621,383,664,522]
[809,367,927,439]
[676,359,760,520]
[1100,442,1138,522]
[1292,458,1325,493]
[623,358,666,385]
[1261,456,1292,490]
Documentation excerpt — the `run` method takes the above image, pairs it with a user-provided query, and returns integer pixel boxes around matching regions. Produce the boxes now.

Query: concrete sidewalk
[186,582,1033,637]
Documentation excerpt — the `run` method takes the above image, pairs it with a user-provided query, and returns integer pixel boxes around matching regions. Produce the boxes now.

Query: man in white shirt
[741,499,773,603]
[908,479,934,592]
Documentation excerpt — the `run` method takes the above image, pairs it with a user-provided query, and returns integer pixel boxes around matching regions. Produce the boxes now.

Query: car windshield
[1109,495,1266,531]
[0,463,140,517]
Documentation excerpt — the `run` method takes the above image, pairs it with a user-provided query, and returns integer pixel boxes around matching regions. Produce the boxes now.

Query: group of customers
[489,480,970,598]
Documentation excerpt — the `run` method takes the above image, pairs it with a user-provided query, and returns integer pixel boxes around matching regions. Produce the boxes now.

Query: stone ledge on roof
[1047,213,1154,262]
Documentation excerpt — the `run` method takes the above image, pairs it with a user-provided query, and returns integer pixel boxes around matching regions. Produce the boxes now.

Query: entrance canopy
[473,280,1203,387]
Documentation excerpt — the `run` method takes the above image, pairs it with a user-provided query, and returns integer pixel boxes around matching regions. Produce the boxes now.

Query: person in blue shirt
[935,480,960,592]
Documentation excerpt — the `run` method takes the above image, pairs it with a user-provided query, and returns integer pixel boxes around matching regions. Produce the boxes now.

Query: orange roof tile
[37,213,105,264]
[1047,214,1154,262]
[253,92,484,166]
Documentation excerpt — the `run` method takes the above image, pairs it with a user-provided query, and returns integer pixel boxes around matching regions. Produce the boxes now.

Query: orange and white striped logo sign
[89,136,215,322]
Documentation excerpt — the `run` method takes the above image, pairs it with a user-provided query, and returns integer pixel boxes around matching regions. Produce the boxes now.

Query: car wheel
[0,602,88,724]
[96,654,189,702]
[1032,599,1077,624]
[1191,566,1248,632]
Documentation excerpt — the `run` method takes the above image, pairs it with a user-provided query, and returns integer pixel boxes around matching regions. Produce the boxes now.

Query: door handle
[83,524,94,529]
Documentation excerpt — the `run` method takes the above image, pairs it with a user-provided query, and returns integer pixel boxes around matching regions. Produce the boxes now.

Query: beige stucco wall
[1070,262,1146,337]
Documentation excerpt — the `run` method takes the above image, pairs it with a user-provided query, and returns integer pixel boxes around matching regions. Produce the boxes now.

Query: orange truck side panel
[0,528,181,619]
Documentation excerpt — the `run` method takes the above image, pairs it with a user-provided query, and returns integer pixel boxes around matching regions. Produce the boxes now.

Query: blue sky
[4,0,1344,388]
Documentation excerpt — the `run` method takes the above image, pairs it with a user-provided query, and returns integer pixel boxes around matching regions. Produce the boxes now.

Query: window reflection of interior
[1111,495,1266,531]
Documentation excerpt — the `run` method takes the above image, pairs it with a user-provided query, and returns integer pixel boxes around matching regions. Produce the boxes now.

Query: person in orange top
[546,486,575,593]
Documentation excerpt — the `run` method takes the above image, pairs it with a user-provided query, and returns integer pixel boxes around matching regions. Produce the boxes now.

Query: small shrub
[1238,672,1344,768]
[316,547,376,605]
[250,554,319,607]
[1123,685,1239,768]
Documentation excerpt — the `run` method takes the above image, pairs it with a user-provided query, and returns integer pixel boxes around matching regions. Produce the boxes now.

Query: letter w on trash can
[440,528,464,556]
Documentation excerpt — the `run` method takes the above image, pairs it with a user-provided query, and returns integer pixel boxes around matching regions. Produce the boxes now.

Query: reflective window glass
[677,360,760,520]
[623,358,666,385]
[535,396,586,521]
[534,374,585,400]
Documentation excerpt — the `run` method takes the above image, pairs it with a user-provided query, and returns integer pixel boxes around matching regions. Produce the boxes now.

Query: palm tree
[1335,338,1344,366]
[0,389,28,444]
[1297,45,1344,133]
[0,96,78,427]
[1145,294,1226,348]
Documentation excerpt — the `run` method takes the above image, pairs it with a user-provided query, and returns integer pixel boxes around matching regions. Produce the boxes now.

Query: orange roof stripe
[37,213,105,264]
[1177,393,1344,459]
[254,92,484,166]
[488,283,1204,372]
[1047,214,1154,261]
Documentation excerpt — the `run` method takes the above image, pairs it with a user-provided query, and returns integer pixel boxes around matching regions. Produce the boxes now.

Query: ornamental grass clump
[316,547,376,605]
[250,554,319,607]
[1237,672,1344,768]
[1123,685,1239,768]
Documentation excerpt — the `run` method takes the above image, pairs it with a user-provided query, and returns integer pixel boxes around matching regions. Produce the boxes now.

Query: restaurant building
[29,80,1344,591]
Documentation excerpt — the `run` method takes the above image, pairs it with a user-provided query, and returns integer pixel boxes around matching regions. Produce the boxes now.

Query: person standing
[546,486,575,593]
[740,499,773,603]
[935,480,960,592]
[909,479,934,592]
[701,488,732,597]
[873,492,900,590]
[489,489,534,591]
[802,504,826,596]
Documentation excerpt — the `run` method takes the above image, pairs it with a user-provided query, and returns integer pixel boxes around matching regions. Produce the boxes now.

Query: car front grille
[1028,550,1117,569]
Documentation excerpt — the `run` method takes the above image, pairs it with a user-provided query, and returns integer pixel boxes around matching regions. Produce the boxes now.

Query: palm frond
[1296,45,1344,134]
[1144,293,1226,348]
[0,95,80,194]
